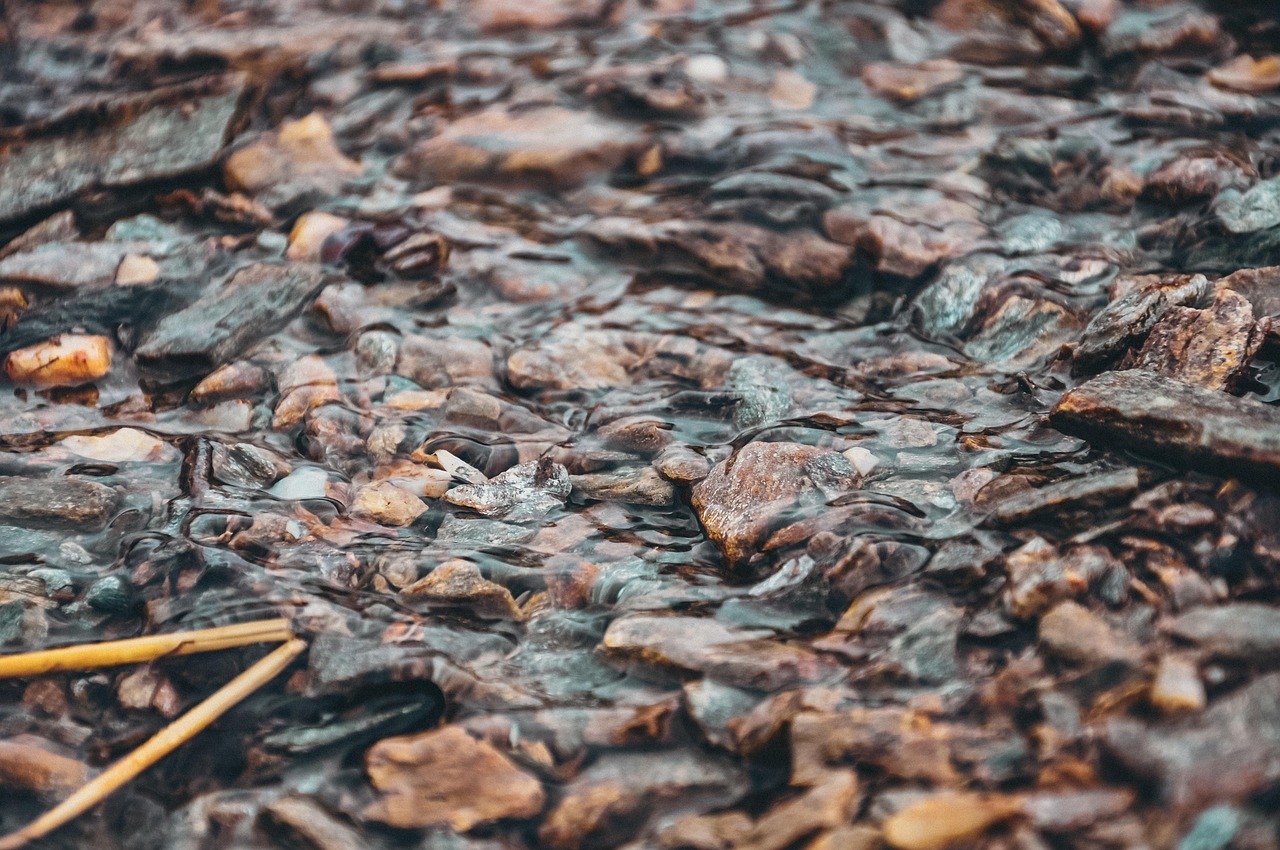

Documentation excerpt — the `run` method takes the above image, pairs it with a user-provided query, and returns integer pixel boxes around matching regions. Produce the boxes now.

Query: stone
[393,107,644,188]
[862,59,963,102]
[1004,539,1112,620]
[445,458,570,522]
[740,772,860,850]
[350,481,427,527]
[1050,370,1280,486]
[260,796,365,850]
[137,263,326,374]
[602,615,838,690]
[1208,55,1280,94]
[116,253,160,285]
[1038,601,1139,666]
[1150,655,1206,715]
[1167,603,1280,661]
[1218,177,1280,234]
[401,560,522,619]
[0,738,89,797]
[988,469,1140,526]
[0,476,119,530]
[1134,289,1266,391]
[224,113,362,209]
[4,334,112,387]
[691,441,859,568]
[363,726,544,830]
[287,212,351,260]
[1073,275,1211,372]
[60,428,175,464]
[882,792,1022,850]
[570,466,676,506]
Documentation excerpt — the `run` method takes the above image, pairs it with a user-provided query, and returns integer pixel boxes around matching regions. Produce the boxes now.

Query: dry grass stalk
[0,619,294,679]
[0,638,307,850]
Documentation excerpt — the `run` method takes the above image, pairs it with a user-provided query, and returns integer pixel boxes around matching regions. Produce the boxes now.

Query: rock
[116,254,160,285]
[137,263,326,373]
[539,750,748,850]
[1020,788,1135,832]
[467,0,615,32]
[1178,806,1242,850]
[363,726,544,830]
[570,466,676,506]
[691,441,859,568]
[445,458,570,522]
[654,444,711,483]
[393,107,645,188]
[1134,289,1266,391]
[1004,539,1112,620]
[350,481,427,527]
[1151,655,1206,715]
[988,469,1141,526]
[0,476,119,530]
[1038,601,1139,666]
[401,559,522,619]
[1167,603,1280,661]
[0,738,89,797]
[260,796,365,850]
[963,295,1081,369]
[224,113,362,209]
[1073,275,1211,372]
[1141,152,1250,207]
[1208,55,1280,94]
[287,212,351,260]
[190,362,270,404]
[862,59,963,102]
[882,792,1022,850]
[60,428,175,463]
[1104,672,1280,807]
[0,75,246,224]
[602,615,838,690]
[1217,177,1280,234]
[4,334,112,387]
[0,241,147,289]
[1050,370,1280,485]
[740,772,860,850]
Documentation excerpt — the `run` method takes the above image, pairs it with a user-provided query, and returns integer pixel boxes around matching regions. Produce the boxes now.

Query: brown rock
[350,481,427,527]
[1150,655,1206,715]
[468,0,614,32]
[1038,601,1139,666]
[742,772,860,850]
[0,738,89,797]
[260,795,365,850]
[0,476,120,530]
[400,559,522,619]
[882,792,1022,850]
[363,725,544,830]
[1208,54,1280,94]
[225,113,362,207]
[862,60,964,102]
[691,441,859,568]
[1134,289,1267,391]
[393,107,644,188]
[4,334,111,387]
[287,211,351,261]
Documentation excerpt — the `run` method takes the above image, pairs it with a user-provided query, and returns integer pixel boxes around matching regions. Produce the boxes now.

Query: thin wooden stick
[0,619,294,679]
[0,638,307,850]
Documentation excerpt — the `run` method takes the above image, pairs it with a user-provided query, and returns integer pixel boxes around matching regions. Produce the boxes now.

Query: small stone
[260,796,366,850]
[363,725,544,830]
[741,771,860,850]
[350,481,427,527]
[1134,289,1265,391]
[0,738,89,797]
[4,334,112,387]
[190,362,270,404]
[769,69,817,110]
[401,559,522,619]
[445,458,570,522]
[85,574,134,614]
[1150,655,1206,715]
[1038,601,1139,666]
[115,253,160,285]
[1178,806,1242,850]
[882,792,1022,850]
[862,59,963,102]
[1208,55,1280,94]
[225,113,362,208]
[0,476,120,530]
[60,428,174,463]
[1167,603,1280,661]
[287,212,350,260]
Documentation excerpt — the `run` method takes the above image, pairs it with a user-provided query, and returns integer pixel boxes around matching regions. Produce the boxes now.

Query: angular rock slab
[1050,370,1280,486]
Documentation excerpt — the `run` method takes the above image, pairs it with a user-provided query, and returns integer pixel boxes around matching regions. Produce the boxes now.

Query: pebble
[4,334,112,387]
[350,481,427,527]
[882,792,1022,850]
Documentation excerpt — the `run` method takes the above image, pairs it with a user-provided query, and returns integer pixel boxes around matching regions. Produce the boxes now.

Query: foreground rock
[1050,370,1280,485]
[0,476,120,530]
[363,725,544,830]
[4,334,111,387]
[136,263,326,373]
[691,441,859,568]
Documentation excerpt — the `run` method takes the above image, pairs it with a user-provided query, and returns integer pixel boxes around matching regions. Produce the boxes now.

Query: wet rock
[60,428,174,464]
[85,575,134,614]
[964,295,1081,369]
[654,444,710,484]
[602,615,837,690]
[137,263,326,373]
[1004,539,1113,620]
[401,559,522,619]
[1167,603,1280,661]
[539,750,748,850]
[397,335,495,390]
[468,0,615,32]
[1073,275,1211,373]
[1038,601,1140,666]
[1050,370,1280,485]
[0,75,246,224]
[0,738,89,798]
[4,333,112,387]
[1151,655,1206,715]
[394,107,644,188]
[1178,806,1242,850]
[1141,152,1251,207]
[350,481,427,527]
[259,796,364,850]
[363,725,545,830]
[726,357,792,430]
[1208,55,1280,94]
[691,441,859,568]
[445,458,570,521]
[0,476,119,530]
[1217,177,1280,235]
[190,362,271,404]
[740,772,860,850]
[0,241,151,289]
[1020,788,1135,832]
[882,792,1022,850]
[862,60,964,102]
[1104,672,1280,807]
[225,113,362,210]
[1134,289,1266,391]
[570,466,676,506]
[988,469,1141,526]
[287,212,351,261]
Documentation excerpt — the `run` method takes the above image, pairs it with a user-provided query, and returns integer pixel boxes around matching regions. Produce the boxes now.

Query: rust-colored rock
[883,792,1022,850]
[4,334,111,387]
[363,725,544,830]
